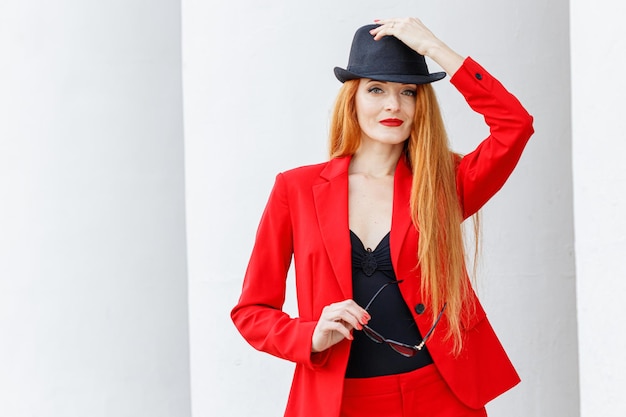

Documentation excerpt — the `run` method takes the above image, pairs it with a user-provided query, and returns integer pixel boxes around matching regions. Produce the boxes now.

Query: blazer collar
[313,155,415,299]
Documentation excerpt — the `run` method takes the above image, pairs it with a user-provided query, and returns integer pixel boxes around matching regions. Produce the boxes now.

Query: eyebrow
[366,80,416,87]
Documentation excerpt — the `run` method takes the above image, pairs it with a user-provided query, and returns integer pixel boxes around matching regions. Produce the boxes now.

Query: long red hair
[329,80,478,354]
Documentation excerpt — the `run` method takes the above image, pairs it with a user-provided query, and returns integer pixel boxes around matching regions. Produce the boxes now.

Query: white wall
[0,1,191,416]
[184,1,578,416]
[2,0,597,416]
[571,2,626,417]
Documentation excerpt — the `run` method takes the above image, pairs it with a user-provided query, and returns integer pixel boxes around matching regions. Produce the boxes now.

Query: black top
[344,230,433,378]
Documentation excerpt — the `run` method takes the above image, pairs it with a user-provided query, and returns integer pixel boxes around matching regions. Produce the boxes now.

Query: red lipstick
[379,118,403,127]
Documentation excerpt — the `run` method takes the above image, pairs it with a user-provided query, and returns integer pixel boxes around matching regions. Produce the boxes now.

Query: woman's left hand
[369,17,464,76]
[370,17,440,56]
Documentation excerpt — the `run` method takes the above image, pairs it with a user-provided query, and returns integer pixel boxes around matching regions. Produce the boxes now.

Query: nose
[385,94,401,112]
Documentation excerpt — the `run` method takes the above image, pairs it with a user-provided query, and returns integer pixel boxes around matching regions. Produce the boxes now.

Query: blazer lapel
[312,156,415,299]
[313,157,352,299]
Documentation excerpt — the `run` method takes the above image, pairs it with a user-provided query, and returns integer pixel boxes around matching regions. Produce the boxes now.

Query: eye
[402,89,417,97]
[367,87,384,94]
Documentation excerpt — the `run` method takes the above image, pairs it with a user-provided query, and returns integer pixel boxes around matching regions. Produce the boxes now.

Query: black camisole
[345,230,433,378]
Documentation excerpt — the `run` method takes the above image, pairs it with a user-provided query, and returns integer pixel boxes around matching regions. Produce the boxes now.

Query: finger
[320,308,360,330]
[370,21,392,40]
[373,18,397,27]
[371,24,403,41]
[333,311,363,331]
[343,300,372,323]
[324,320,354,341]
[327,300,371,325]
[338,321,355,340]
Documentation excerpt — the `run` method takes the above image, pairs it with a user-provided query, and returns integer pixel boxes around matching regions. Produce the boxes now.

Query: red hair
[329,80,478,354]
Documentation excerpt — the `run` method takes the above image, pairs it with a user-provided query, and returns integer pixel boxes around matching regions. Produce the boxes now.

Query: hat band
[347,60,429,78]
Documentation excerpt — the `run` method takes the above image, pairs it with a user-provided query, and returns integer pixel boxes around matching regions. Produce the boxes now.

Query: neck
[349,141,405,178]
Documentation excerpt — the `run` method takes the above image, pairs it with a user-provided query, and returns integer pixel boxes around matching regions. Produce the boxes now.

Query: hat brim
[334,67,446,85]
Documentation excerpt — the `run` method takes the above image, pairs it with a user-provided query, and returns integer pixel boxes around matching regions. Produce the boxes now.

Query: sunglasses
[361,281,446,357]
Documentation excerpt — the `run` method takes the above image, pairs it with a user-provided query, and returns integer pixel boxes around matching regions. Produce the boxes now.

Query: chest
[348,173,394,250]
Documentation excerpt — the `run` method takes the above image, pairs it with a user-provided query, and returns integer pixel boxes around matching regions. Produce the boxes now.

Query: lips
[379,118,404,127]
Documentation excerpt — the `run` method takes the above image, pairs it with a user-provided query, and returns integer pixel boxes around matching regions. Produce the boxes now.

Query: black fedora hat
[334,24,446,85]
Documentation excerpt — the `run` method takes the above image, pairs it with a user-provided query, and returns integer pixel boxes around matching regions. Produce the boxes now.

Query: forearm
[423,40,465,78]
[231,172,331,369]
[452,58,534,217]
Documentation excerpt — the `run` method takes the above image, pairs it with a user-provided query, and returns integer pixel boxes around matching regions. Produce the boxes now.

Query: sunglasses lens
[362,326,384,343]
[363,326,417,357]
[360,283,442,358]
[390,343,417,357]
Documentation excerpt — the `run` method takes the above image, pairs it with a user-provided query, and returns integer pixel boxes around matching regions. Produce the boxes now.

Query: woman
[232,17,534,417]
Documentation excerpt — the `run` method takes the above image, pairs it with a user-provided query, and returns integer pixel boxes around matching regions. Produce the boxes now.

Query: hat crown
[334,24,445,85]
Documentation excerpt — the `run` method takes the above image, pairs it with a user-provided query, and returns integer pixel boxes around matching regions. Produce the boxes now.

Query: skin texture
[355,79,417,150]
[349,80,416,249]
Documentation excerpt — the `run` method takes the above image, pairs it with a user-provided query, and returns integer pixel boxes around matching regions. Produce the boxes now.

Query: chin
[361,129,411,146]
[376,136,409,145]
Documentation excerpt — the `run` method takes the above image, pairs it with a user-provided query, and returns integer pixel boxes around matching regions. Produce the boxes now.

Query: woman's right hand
[311,300,370,353]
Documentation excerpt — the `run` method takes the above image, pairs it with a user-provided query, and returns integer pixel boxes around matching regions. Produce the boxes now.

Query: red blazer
[232,57,534,417]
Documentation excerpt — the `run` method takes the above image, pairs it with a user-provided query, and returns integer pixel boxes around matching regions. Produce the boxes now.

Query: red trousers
[340,365,488,417]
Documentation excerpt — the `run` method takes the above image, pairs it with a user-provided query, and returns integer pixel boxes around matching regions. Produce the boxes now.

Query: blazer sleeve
[452,57,535,218]
[231,173,329,369]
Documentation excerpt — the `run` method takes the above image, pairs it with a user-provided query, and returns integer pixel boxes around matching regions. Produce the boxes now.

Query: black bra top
[350,231,394,277]
[345,230,433,378]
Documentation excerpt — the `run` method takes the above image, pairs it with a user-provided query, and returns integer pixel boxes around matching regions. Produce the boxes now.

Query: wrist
[425,41,465,77]
[423,39,446,58]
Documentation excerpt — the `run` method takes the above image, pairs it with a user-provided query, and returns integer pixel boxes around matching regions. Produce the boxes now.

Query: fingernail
[374,19,380,22]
